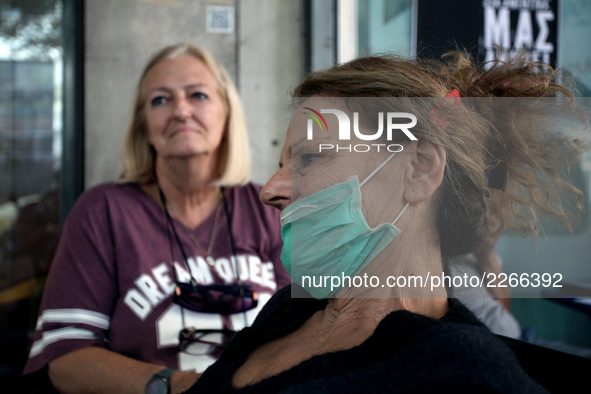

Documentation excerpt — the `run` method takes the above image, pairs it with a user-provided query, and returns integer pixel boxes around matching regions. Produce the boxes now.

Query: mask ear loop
[357,150,409,225]
[391,202,409,225]
[359,150,400,188]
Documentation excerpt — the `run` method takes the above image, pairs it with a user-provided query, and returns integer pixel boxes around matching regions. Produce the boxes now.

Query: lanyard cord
[220,192,249,327]
[221,190,238,283]
[158,187,194,284]
[159,186,188,330]
[159,186,247,328]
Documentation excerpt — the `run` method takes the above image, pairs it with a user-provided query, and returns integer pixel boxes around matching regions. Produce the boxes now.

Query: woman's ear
[403,140,446,203]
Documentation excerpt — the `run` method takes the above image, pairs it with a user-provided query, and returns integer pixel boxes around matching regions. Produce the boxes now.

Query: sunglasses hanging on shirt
[158,186,258,355]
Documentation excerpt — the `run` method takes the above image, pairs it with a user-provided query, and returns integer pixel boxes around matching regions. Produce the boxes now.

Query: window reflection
[0,0,62,390]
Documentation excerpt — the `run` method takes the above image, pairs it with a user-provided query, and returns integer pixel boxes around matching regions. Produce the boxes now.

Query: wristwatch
[145,368,176,394]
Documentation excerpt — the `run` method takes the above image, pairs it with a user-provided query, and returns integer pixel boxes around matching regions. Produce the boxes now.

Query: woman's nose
[260,168,291,211]
[173,96,191,120]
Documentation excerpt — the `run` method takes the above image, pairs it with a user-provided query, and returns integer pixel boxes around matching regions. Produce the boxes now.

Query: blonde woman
[24,44,289,393]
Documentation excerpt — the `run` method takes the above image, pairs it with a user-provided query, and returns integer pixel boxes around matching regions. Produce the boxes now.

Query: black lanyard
[158,186,241,286]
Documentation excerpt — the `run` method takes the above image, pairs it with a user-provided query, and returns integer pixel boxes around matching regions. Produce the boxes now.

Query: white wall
[238,0,306,184]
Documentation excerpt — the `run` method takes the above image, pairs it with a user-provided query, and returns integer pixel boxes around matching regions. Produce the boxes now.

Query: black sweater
[185,285,547,393]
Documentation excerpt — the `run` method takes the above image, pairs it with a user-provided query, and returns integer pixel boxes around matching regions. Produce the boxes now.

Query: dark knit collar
[250,284,484,336]
[194,285,491,393]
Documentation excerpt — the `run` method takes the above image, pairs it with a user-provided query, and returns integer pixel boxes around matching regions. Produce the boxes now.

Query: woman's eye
[191,91,209,100]
[300,153,320,168]
[293,151,326,175]
[150,96,167,107]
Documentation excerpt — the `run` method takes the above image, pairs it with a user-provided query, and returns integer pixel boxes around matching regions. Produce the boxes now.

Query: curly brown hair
[294,52,587,258]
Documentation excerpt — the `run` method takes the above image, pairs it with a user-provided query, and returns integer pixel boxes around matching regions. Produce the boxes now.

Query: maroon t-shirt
[24,182,290,373]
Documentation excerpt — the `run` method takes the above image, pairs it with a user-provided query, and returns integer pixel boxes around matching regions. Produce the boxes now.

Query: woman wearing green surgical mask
[184,52,587,393]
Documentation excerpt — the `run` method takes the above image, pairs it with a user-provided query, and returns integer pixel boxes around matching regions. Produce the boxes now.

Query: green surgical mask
[280,153,409,299]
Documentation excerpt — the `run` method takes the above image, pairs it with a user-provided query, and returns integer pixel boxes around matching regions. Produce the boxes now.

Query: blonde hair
[294,52,587,257]
[119,44,250,186]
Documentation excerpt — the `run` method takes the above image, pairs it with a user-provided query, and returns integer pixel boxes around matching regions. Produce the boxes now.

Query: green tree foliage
[0,0,61,60]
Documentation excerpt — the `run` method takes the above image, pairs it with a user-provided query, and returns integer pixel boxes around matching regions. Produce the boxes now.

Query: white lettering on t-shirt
[236,255,250,282]
[261,262,277,291]
[152,263,175,295]
[186,256,214,284]
[124,289,152,320]
[214,257,234,283]
[173,261,192,283]
[124,254,278,320]
[248,256,262,285]
[136,274,166,306]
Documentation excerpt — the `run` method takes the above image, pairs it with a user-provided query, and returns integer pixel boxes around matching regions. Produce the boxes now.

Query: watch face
[146,379,168,394]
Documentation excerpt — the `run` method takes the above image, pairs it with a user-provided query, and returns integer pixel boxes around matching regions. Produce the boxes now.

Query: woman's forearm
[48,347,200,394]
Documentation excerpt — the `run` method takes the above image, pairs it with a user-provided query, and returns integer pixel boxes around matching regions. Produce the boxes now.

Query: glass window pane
[0,0,62,389]
[357,0,413,56]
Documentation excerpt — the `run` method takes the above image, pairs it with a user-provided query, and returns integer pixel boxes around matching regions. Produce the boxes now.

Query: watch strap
[145,367,176,394]
[154,367,176,379]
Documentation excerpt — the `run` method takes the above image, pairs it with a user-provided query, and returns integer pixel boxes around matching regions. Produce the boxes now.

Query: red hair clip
[445,89,461,99]
[429,89,461,130]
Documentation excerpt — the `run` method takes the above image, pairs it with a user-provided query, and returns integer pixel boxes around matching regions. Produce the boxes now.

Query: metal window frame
[307,0,359,70]
[60,0,85,226]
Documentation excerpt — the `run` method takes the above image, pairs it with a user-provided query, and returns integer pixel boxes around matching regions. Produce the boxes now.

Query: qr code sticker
[206,5,235,34]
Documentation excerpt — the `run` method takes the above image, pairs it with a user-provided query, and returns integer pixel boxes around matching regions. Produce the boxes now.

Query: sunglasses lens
[174,283,258,314]
[174,286,208,310]
[213,290,256,313]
